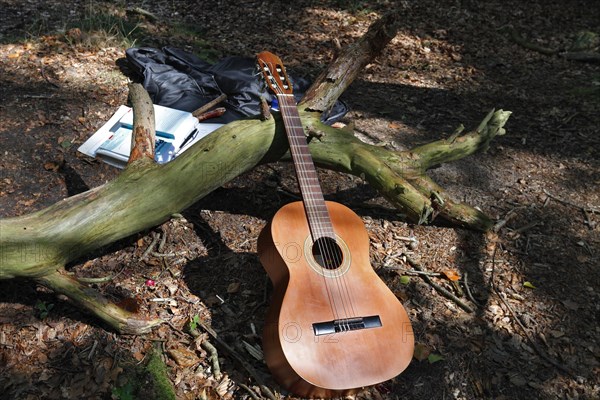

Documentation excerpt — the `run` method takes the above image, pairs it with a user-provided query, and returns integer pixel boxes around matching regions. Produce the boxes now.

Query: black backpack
[125,47,348,124]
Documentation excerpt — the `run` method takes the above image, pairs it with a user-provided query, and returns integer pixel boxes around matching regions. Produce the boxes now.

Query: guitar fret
[299,188,325,194]
[305,207,328,213]
[304,201,326,207]
[302,192,326,198]
[297,181,321,188]
[305,206,328,213]
[294,160,316,164]
[305,215,330,222]
[305,203,328,209]
[297,176,318,182]
[296,175,320,181]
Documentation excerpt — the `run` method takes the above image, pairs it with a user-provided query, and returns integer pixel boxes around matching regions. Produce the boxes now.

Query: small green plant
[112,382,135,400]
[35,300,54,320]
[427,353,444,364]
[188,314,200,332]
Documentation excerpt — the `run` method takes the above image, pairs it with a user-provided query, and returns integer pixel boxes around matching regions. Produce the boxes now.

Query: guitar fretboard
[277,94,335,240]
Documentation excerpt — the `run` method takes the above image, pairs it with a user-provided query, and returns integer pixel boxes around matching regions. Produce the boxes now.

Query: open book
[78,105,223,168]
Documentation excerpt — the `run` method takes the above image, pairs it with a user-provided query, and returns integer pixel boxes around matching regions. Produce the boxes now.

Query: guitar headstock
[257,51,293,95]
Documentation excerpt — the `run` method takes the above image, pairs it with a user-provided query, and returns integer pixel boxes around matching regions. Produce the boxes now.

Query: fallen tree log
[0,11,511,333]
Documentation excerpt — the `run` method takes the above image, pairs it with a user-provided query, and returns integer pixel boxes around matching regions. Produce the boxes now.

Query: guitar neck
[277,94,335,239]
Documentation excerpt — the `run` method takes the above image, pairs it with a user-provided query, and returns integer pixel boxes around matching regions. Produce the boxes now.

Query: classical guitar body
[258,201,414,398]
[256,51,413,398]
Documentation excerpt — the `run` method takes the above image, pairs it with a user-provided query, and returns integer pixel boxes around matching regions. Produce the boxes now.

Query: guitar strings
[259,62,340,318]
[277,93,347,320]
[273,78,355,322]
[277,88,358,324]
[261,59,358,324]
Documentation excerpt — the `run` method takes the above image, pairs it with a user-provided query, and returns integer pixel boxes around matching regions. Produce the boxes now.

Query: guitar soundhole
[312,237,344,270]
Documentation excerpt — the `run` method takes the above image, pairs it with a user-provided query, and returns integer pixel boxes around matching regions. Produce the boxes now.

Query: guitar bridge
[313,315,382,336]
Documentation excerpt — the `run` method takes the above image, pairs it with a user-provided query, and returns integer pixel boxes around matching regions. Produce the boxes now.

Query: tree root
[35,268,163,335]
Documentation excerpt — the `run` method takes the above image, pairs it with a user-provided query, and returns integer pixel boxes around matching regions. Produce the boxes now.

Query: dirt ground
[1,1,599,399]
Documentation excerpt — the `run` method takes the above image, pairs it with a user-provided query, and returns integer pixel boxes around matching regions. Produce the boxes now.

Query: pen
[179,128,198,150]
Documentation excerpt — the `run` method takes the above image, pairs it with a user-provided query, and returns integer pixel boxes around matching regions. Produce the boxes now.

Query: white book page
[77,105,131,158]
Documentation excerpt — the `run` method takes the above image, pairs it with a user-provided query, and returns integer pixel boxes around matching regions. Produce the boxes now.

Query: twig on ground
[493,209,517,232]
[240,340,264,361]
[151,251,188,258]
[463,272,482,308]
[543,189,600,214]
[126,7,158,22]
[74,265,126,284]
[403,255,474,313]
[201,340,222,380]
[512,221,539,234]
[583,208,597,229]
[383,265,441,277]
[501,26,558,55]
[40,66,61,88]
[192,317,277,400]
[239,383,263,400]
[158,227,168,252]
[500,26,600,64]
[87,340,99,360]
[141,232,160,260]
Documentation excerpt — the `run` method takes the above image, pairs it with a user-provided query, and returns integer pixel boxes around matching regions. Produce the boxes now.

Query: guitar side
[258,201,414,398]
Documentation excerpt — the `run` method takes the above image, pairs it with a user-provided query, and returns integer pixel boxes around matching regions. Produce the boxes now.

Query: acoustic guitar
[256,51,414,398]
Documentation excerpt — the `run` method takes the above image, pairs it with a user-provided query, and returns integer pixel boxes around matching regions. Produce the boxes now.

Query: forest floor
[1,1,599,399]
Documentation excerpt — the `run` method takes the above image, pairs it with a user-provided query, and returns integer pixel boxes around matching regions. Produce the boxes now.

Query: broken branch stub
[128,82,156,164]
[299,11,401,112]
